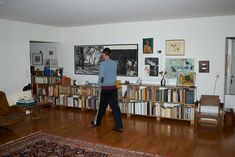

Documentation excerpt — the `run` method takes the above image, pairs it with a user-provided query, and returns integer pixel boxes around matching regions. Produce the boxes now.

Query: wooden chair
[195,95,224,128]
[0,91,27,131]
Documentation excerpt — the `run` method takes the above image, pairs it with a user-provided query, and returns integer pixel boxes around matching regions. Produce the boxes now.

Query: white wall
[60,16,235,106]
[0,19,61,104]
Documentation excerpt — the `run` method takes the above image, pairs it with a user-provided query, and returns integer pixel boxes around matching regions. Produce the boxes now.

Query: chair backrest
[0,91,10,115]
[200,95,220,107]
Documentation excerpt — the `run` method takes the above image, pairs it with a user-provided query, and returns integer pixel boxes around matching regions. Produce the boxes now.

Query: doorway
[225,38,235,109]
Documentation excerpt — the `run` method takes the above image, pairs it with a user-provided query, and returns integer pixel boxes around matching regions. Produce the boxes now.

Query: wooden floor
[0,107,235,157]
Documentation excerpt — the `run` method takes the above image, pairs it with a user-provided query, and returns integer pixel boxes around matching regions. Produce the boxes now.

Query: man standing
[91,48,123,132]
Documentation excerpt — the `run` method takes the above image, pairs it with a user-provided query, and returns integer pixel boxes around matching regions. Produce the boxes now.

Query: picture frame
[144,57,159,76]
[32,53,43,65]
[74,44,138,77]
[143,38,153,54]
[46,47,57,59]
[166,39,185,56]
[177,72,196,87]
[199,60,209,73]
[49,59,58,68]
[44,59,58,68]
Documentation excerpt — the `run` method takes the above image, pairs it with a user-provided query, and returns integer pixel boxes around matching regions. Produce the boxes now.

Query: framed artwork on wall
[199,60,209,73]
[144,57,159,76]
[165,58,194,78]
[32,53,43,65]
[46,47,57,59]
[74,44,138,76]
[143,38,153,54]
[177,72,196,87]
[166,39,185,56]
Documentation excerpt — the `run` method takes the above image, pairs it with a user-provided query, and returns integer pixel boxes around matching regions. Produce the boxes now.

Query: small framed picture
[32,53,43,65]
[46,47,57,59]
[199,60,209,73]
[166,39,185,56]
[49,59,58,68]
[177,72,196,87]
[143,38,153,54]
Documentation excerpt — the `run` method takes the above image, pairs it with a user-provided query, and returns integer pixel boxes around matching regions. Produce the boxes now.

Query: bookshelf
[31,75,196,124]
[31,75,99,110]
[124,84,196,124]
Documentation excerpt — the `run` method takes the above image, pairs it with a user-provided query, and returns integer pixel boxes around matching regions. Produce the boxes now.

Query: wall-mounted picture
[199,60,209,73]
[32,53,43,65]
[46,47,57,59]
[165,58,194,78]
[145,58,159,76]
[74,44,138,76]
[177,72,196,87]
[166,39,185,56]
[143,38,153,54]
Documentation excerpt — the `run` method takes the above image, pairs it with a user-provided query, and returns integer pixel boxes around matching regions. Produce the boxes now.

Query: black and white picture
[145,58,159,76]
[74,44,138,76]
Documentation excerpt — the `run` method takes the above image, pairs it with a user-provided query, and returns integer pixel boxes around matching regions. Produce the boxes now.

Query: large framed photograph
[74,44,138,76]
[32,53,43,65]
[199,60,209,73]
[166,39,185,56]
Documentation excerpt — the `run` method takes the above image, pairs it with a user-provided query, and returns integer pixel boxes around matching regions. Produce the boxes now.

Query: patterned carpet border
[0,131,163,157]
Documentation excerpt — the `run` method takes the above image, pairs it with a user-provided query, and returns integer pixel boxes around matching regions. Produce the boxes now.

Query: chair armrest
[219,103,224,115]
[9,105,26,113]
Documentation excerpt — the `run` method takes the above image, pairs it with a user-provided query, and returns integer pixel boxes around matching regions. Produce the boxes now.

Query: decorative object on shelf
[166,39,185,56]
[177,72,196,86]
[165,58,194,78]
[136,77,143,85]
[144,58,159,76]
[199,60,209,73]
[159,70,167,86]
[32,53,43,65]
[74,44,138,77]
[143,38,153,54]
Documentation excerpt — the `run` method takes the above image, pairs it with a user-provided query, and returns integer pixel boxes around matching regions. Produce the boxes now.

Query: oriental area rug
[0,131,162,157]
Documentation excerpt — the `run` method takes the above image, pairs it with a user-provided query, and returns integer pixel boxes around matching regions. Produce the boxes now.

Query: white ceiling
[0,0,235,27]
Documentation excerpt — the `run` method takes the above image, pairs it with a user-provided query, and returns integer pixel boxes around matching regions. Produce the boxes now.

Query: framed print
[44,59,50,67]
[177,72,196,87]
[144,58,159,76]
[143,38,153,54]
[32,53,43,65]
[199,60,209,73]
[165,58,194,78]
[46,47,57,59]
[74,44,138,76]
[49,59,58,68]
[166,39,185,56]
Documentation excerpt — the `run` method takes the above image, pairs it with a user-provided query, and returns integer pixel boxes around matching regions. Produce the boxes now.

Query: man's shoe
[112,127,124,132]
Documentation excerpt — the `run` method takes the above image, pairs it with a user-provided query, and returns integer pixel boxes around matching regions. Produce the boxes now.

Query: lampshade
[22,84,32,91]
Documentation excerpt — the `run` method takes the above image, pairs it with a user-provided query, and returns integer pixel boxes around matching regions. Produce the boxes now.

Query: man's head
[101,48,111,60]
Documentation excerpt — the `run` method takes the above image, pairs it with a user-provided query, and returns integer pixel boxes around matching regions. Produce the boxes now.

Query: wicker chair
[0,91,26,131]
[195,95,224,128]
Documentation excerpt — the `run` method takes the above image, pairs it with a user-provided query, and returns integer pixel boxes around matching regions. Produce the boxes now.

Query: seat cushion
[0,111,26,126]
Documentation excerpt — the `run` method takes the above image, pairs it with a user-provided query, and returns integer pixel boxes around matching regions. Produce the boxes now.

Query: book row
[127,86,195,104]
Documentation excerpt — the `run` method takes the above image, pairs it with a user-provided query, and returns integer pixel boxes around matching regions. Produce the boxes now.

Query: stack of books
[16,97,36,106]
